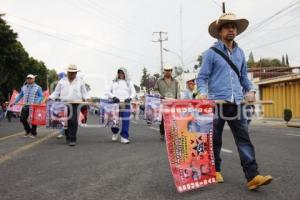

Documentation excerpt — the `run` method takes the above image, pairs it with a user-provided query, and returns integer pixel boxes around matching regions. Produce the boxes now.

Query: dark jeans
[20,107,37,135]
[65,104,79,142]
[214,104,259,181]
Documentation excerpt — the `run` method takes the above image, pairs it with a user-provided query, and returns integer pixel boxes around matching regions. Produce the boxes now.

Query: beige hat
[208,12,249,39]
[67,64,80,72]
[163,64,173,70]
[26,74,37,79]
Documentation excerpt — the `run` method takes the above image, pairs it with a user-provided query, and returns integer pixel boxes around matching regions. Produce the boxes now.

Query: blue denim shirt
[196,40,253,104]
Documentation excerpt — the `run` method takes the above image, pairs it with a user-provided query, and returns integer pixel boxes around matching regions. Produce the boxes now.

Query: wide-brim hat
[66,64,80,72]
[208,12,249,39]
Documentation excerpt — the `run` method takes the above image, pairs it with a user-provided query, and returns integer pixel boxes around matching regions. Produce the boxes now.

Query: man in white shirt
[106,67,136,144]
[48,64,89,146]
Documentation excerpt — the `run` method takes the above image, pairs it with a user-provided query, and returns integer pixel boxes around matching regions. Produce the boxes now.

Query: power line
[7,20,152,66]
[6,14,152,60]
[245,33,300,52]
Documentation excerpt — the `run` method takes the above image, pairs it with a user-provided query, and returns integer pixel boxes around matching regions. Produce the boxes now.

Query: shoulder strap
[210,47,241,82]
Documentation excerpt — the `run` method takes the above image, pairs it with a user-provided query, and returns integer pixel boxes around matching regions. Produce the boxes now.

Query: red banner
[163,99,216,192]
[30,104,47,125]
[8,90,23,112]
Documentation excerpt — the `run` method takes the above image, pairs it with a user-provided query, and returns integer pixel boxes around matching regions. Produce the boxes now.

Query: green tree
[140,67,150,89]
[247,52,255,68]
[286,54,290,67]
[0,14,50,102]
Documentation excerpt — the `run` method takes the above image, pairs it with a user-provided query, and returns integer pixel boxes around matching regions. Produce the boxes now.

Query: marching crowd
[2,12,272,191]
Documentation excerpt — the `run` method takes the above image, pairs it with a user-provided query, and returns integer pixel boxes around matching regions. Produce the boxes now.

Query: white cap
[163,64,173,70]
[26,74,37,79]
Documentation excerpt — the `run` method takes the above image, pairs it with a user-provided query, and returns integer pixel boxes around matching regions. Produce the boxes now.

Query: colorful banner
[163,99,216,193]
[29,104,47,126]
[144,95,162,125]
[46,101,68,129]
[99,99,119,128]
[8,90,24,112]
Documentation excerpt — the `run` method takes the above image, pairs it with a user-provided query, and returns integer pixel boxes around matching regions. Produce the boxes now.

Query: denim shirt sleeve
[196,50,213,95]
[36,86,44,103]
[239,50,253,93]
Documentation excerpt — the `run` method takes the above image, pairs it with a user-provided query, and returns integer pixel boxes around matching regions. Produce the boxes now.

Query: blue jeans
[213,104,259,181]
[111,104,131,139]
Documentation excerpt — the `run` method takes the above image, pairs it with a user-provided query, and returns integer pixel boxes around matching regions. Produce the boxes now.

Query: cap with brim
[26,74,37,79]
[186,79,195,84]
[208,12,249,39]
[67,64,80,72]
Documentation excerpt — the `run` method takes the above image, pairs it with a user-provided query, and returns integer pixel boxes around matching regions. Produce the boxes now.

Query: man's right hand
[112,97,120,103]
[198,94,207,100]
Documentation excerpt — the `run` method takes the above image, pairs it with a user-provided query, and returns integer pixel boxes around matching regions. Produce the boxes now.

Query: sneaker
[216,172,224,183]
[57,134,64,139]
[69,142,76,146]
[112,134,119,141]
[120,137,130,144]
[247,175,272,191]
[24,133,30,138]
[29,135,36,139]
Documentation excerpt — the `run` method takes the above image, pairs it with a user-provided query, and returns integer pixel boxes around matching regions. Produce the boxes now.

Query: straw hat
[163,64,173,70]
[208,12,249,39]
[66,64,80,72]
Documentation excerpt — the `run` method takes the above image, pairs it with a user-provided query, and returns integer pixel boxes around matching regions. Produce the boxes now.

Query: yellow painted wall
[261,80,300,119]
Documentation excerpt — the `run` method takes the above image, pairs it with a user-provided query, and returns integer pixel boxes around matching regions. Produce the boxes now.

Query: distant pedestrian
[182,79,198,99]
[12,74,43,138]
[154,64,180,141]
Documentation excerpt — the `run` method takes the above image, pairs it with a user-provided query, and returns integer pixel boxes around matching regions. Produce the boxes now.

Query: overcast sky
[1,0,300,97]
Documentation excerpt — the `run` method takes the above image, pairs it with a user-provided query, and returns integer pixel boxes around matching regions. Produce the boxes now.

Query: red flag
[30,104,46,126]
[8,90,24,112]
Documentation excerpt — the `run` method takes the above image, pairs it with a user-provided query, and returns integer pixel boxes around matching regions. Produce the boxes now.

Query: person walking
[48,65,89,146]
[12,74,43,138]
[105,67,136,144]
[182,79,198,99]
[196,12,272,190]
[154,64,180,141]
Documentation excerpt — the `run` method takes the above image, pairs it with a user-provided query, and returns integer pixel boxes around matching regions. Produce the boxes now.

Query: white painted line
[286,134,300,137]
[149,127,160,131]
[221,148,233,153]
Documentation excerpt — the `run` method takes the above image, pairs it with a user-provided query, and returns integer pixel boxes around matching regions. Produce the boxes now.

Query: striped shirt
[14,83,43,105]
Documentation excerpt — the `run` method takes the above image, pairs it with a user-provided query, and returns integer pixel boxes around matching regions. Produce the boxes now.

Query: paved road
[0,116,299,200]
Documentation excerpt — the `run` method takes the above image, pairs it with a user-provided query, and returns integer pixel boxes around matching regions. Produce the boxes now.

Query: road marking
[0,131,25,142]
[0,131,59,165]
[149,127,160,131]
[131,121,137,124]
[286,133,300,137]
[221,148,233,153]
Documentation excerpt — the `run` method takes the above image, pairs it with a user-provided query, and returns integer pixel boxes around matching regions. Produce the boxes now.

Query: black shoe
[69,142,76,146]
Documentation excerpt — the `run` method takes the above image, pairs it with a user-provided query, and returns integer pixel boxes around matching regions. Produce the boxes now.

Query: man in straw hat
[12,74,43,138]
[154,64,180,141]
[196,12,272,190]
[48,64,89,146]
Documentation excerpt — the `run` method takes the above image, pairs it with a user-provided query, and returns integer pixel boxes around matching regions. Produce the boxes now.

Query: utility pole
[152,32,168,74]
